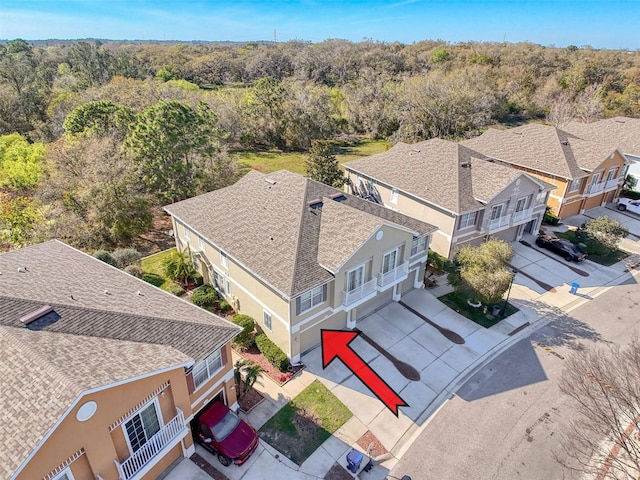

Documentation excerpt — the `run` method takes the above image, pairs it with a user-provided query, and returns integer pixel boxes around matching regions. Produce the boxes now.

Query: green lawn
[554,230,629,266]
[140,248,185,295]
[439,291,519,329]
[231,138,390,175]
[258,379,352,465]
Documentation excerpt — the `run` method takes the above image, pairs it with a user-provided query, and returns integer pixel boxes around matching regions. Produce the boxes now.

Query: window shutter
[186,371,195,394]
[296,297,301,315]
[221,346,228,366]
[322,284,327,301]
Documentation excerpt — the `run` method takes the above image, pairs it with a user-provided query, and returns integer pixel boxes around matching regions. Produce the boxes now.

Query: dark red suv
[194,402,259,466]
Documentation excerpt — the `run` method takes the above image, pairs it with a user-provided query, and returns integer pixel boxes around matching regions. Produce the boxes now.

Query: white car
[617,198,640,215]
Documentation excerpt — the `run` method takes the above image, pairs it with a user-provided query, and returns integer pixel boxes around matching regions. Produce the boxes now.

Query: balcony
[587,181,605,195]
[605,178,619,190]
[115,408,187,480]
[343,278,377,308]
[377,261,409,290]
[512,207,534,225]
[486,214,511,233]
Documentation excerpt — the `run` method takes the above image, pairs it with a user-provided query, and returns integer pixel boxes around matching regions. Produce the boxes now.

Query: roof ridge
[289,177,314,295]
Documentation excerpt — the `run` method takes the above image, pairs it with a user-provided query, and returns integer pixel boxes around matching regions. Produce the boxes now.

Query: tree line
[1,38,639,251]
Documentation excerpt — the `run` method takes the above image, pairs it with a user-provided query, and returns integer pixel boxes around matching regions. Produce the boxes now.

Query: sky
[1,0,638,50]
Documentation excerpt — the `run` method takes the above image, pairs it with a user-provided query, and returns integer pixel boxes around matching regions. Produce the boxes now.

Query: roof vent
[20,305,54,326]
[307,198,323,209]
[264,177,277,185]
[614,119,626,123]
[512,131,523,135]
[410,148,421,154]
[461,162,472,168]
[104,289,111,295]
[329,192,347,202]
[561,140,570,146]
[17,266,27,273]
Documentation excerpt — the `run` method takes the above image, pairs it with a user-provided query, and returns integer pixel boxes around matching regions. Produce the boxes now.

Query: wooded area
[1,38,639,251]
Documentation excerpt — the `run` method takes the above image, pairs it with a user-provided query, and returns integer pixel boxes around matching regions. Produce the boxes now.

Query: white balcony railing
[605,178,619,190]
[486,214,511,233]
[587,181,605,195]
[116,408,186,480]
[343,278,377,308]
[512,207,534,224]
[377,261,409,289]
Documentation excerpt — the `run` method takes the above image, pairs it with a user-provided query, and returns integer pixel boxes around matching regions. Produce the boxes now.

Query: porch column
[412,267,422,289]
[346,309,356,329]
[392,283,401,302]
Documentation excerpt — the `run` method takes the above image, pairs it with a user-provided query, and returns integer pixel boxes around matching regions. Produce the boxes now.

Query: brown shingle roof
[563,116,640,157]
[344,139,483,214]
[164,170,437,298]
[462,124,596,179]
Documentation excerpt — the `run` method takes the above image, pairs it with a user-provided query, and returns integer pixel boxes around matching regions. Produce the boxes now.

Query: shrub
[218,300,231,313]
[191,284,218,309]
[111,247,140,268]
[255,333,289,371]
[142,272,165,287]
[163,281,185,296]
[93,250,117,266]
[427,249,453,273]
[124,264,143,278]
[231,314,256,351]
[622,188,640,200]
[543,209,560,225]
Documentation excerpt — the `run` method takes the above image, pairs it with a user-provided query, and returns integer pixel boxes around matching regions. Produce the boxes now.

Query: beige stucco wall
[18,368,191,480]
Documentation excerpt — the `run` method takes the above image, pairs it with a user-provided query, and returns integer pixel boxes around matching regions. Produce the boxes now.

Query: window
[411,236,428,256]
[52,468,75,480]
[220,251,228,269]
[296,284,327,314]
[536,190,548,204]
[184,228,191,240]
[515,197,528,212]
[490,204,504,220]
[193,349,223,389]
[199,237,205,251]
[124,400,161,453]
[590,172,601,186]
[568,178,582,193]
[346,265,365,292]
[263,311,272,331]
[458,211,477,229]
[606,168,617,181]
[390,188,399,204]
[382,248,399,274]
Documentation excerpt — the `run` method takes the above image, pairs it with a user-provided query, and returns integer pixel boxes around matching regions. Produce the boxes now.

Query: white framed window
[382,247,400,274]
[459,211,477,229]
[213,271,231,296]
[263,311,272,331]
[220,251,228,269]
[606,168,617,181]
[193,349,223,389]
[536,190,548,204]
[123,399,162,454]
[568,178,582,193]
[184,228,191,240]
[411,236,428,256]
[52,467,75,480]
[346,264,365,292]
[515,196,528,212]
[590,172,601,186]
[199,237,205,251]
[296,284,327,315]
[490,203,505,220]
[390,188,399,204]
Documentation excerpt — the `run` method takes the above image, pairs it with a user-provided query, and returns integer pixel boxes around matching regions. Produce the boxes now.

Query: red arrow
[321,329,408,416]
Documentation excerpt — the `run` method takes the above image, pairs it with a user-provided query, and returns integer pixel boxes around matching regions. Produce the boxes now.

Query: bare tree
[558,339,640,479]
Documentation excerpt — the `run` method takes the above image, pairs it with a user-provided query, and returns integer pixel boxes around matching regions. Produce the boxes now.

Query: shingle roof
[344,139,483,214]
[164,170,437,298]
[461,124,598,179]
[563,116,640,158]
[0,240,241,479]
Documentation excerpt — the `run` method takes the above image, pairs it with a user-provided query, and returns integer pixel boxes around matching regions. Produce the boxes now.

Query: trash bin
[570,282,580,295]
[492,305,501,316]
[346,448,363,473]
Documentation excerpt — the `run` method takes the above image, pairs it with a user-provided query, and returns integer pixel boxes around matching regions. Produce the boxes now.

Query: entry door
[347,265,365,292]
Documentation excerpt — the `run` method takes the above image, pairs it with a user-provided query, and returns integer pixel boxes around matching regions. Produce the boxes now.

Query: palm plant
[162,246,198,285]
[234,359,264,399]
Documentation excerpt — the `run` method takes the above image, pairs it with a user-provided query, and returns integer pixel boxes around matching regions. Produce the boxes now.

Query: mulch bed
[325,463,354,480]
[356,430,388,458]
[234,344,303,386]
[190,453,230,480]
[238,387,265,413]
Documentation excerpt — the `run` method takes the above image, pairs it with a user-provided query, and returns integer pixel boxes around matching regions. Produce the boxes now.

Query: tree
[234,359,264,400]
[305,140,345,188]
[448,239,514,305]
[558,338,640,479]
[125,99,232,202]
[579,216,628,256]
[63,100,135,138]
[623,174,638,191]
[0,196,42,248]
[0,133,45,191]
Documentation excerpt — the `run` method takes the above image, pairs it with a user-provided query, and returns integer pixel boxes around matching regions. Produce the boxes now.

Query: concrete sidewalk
[165,240,639,480]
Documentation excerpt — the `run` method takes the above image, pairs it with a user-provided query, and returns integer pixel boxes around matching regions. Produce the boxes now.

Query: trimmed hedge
[621,189,640,200]
[142,272,165,287]
[191,284,218,309]
[543,211,560,226]
[231,314,255,351]
[255,333,289,372]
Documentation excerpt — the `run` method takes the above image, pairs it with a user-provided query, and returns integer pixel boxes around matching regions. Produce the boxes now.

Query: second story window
[459,211,477,229]
[193,349,223,389]
[263,311,272,330]
[568,178,582,193]
[606,168,617,181]
[199,237,205,251]
[123,400,162,453]
[515,197,528,212]
[220,251,228,269]
[411,236,428,256]
[184,228,191,240]
[536,190,548,204]
[296,284,327,314]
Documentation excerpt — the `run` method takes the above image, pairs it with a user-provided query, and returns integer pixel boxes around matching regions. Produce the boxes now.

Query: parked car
[194,402,259,466]
[617,198,640,215]
[536,234,587,262]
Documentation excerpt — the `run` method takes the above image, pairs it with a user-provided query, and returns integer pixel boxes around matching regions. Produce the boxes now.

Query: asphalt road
[389,277,640,480]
